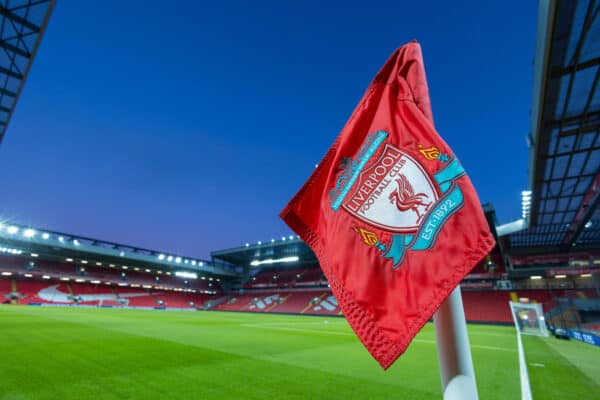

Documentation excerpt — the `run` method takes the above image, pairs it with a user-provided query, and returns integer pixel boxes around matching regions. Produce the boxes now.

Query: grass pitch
[0,306,593,399]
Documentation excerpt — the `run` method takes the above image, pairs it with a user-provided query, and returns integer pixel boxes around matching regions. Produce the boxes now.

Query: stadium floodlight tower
[509,301,549,337]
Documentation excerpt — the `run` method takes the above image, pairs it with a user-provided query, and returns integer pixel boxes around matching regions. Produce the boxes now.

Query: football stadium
[1,1,599,399]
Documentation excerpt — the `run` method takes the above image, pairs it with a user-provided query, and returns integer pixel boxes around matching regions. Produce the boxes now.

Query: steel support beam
[0,40,31,58]
[562,171,600,249]
[0,4,41,32]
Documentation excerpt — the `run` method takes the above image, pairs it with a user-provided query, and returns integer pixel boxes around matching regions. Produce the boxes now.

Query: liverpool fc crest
[330,130,465,269]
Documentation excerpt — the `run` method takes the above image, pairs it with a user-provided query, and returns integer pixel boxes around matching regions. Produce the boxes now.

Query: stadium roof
[508,0,600,254]
[0,222,239,277]
[0,0,54,145]
[212,205,500,269]
[211,236,318,269]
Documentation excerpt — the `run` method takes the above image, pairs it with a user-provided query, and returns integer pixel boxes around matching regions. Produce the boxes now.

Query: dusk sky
[0,1,537,258]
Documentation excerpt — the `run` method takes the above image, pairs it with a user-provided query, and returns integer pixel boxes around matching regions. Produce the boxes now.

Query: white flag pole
[433,286,478,400]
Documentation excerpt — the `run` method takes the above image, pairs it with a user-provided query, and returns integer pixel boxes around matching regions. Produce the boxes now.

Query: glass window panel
[552,212,565,224]
[557,197,570,211]
[576,176,592,194]
[567,195,583,211]
[544,158,554,180]
[583,149,600,174]
[567,152,587,177]
[577,130,596,150]
[554,76,571,118]
[557,134,576,153]
[550,181,562,196]
[579,17,600,64]
[565,0,590,64]
[552,155,569,179]
[545,199,557,212]
[562,177,579,194]
[566,66,597,118]
[547,128,559,155]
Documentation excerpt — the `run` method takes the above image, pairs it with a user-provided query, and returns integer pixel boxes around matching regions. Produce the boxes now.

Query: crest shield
[342,144,439,233]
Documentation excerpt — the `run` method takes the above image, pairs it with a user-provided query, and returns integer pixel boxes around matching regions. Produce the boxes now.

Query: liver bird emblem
[388,174,432,224]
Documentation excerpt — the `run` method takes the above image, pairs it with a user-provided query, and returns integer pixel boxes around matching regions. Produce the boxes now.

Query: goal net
[509,301,549,337]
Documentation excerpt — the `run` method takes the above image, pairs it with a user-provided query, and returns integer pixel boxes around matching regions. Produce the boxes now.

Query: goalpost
[509,301,549,337]
[509,301,549,400]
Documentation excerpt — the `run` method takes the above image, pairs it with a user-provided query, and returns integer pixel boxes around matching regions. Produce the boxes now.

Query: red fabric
[280,42,495,369]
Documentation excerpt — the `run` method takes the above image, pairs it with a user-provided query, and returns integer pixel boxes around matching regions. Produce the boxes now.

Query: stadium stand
[245,267,325,289]
[0,255,222,293]
[0,276,214,309]
[212,286,599,324]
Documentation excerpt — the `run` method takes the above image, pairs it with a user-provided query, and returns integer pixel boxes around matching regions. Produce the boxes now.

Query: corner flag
[280,41,495,369]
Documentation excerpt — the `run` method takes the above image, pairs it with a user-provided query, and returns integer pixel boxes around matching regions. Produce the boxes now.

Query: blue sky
[0,0,537,257]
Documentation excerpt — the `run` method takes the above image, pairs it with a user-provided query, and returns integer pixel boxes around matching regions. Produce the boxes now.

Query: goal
[509,301,549,337]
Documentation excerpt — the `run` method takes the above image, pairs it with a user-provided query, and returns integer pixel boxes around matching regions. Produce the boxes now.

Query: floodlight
[175,271,197,279]
[24,273,33,278]
[191,260,196,266]
[249,256,299,266]
[175,257,181,263]
[73,239,80,246]
[31,253,39,258]
[66,258,73,262]
[530,275,542,280]
[6,226,18,234]
[42,233,50,239]
[167,256,173,262]
[23,229,36,238]
[42,275,51,279]
[1,272,12,276]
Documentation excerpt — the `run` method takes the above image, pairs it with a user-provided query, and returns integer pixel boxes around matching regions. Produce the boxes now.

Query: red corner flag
[280,42,495,369]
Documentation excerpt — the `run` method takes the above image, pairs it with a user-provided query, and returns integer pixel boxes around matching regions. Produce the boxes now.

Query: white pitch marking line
[241,324,515,352]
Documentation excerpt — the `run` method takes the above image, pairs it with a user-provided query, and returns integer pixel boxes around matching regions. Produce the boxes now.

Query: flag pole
[433,286,478,400]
